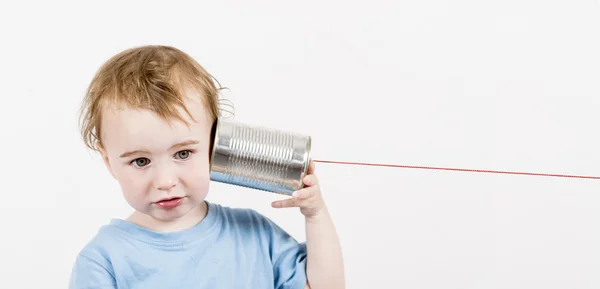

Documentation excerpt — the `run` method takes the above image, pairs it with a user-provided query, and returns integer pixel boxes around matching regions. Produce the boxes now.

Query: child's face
[98,91,213,225]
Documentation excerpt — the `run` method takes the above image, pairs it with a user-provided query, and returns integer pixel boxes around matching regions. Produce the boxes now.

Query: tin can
[209,118,312,195]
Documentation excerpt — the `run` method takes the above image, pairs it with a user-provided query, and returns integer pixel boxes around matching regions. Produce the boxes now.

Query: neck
[127,201,208,233]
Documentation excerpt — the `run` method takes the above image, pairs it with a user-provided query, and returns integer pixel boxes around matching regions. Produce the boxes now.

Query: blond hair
[79,45,225,152]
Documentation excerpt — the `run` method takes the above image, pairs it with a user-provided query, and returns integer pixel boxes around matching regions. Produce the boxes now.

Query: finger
[292,187,316,200]
[303,174,319,187]
[290,180,302,189]
[307,160,316,174]
[271,197,299,208]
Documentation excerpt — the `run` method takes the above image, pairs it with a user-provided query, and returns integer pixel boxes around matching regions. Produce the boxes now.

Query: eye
[131,158,150,167]
[175,150,192,160]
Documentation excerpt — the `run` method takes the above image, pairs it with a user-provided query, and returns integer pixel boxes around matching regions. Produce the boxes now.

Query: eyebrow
[119,140,200,158]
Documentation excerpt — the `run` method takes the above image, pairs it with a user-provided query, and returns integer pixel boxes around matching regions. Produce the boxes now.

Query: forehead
[100,94,212,151]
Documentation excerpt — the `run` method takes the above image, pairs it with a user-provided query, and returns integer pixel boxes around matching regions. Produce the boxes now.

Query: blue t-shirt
[68,201,307,289]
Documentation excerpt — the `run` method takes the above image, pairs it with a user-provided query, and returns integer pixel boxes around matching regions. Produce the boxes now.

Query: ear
[97,141,116,179]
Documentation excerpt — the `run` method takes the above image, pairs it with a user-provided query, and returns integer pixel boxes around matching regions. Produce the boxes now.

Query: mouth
[154,197,184,209]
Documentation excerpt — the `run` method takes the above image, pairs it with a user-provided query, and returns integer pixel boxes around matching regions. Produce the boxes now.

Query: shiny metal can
[209,118,312,195]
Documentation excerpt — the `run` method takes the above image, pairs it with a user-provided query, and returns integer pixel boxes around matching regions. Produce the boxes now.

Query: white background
[1,0,600,288]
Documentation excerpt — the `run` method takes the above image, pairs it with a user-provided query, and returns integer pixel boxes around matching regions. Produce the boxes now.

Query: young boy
[69,45,344,289]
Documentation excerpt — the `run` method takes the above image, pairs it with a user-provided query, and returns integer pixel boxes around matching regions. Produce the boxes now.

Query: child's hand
[271,160,326,220]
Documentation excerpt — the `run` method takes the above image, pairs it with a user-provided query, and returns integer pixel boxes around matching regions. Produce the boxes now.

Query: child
[69,45,345,289]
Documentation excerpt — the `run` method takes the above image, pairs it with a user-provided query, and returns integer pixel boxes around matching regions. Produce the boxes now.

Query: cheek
[112,164,149,194]
[181,156,210,188]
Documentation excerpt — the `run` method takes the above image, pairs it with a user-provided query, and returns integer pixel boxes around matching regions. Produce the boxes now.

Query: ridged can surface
[209,118,312,195]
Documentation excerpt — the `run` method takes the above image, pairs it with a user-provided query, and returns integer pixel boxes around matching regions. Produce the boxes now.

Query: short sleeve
[257,213,308,289]
[69,253,116,289]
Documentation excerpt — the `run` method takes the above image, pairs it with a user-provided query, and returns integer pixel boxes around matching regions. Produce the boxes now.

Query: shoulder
[210,201,264,222]
[73,222,124,265]
[209,202,276,233]
[208,201,298,241]
[69,224,123,287]
[209,202,307,286]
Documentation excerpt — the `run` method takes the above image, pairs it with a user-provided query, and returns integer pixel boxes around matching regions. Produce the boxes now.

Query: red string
[312,159,600,180]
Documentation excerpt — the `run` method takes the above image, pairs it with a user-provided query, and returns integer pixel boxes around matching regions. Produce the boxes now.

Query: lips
[155,197,184,209]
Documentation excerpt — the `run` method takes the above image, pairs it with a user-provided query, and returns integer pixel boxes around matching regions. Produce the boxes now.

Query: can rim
[209,117,221,170]
[301,136,312,189]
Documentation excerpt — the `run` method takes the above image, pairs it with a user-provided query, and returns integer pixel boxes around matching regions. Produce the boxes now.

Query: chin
[152,206,189,220]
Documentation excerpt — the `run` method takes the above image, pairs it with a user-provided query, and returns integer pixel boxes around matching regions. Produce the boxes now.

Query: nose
[153,164,178,191]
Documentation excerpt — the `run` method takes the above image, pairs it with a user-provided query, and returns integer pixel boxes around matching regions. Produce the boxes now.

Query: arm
[272,161,345,289]
[69,253,116,289]
[304,205,345,289]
